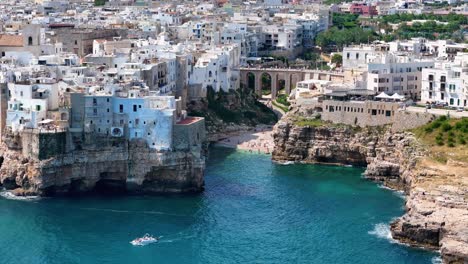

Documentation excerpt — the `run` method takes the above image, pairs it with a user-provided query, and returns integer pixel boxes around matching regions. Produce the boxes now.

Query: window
[120,119,124,125]
[371,109,377,115]
[385,110,391,117]
[36,105,41,111]
[107,98,110,102]
[93,108,97,115]
[74,40,78,45]
[93,98,97,105]
[347,53,350,59]
[133,105,137,112]
[28,37,33,46]
[119,104,123,113]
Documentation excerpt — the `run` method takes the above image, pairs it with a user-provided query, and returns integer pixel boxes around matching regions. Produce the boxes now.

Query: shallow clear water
[0,147,437,264]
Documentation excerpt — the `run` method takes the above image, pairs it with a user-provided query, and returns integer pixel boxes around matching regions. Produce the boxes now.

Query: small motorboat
[130,234,159,246]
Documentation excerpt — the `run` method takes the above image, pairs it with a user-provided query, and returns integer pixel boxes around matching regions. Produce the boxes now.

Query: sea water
[0,147,437,264]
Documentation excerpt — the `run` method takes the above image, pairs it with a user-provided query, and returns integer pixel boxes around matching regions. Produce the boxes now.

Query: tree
[94,0,107,6]
[331,54,343,67]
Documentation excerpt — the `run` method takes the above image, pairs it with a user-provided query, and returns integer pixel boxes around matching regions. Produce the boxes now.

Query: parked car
[456,107,464,112]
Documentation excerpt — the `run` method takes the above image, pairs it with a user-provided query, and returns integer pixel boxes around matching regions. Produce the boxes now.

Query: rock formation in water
[0,128,205,196]
[272,112,468,263]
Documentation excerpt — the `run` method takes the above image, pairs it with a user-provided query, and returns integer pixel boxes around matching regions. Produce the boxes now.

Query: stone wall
[391,111,435,132]
[173,119,206,151]
[301,100,434,130]
[21,130,67,160]
[322,100,400,127]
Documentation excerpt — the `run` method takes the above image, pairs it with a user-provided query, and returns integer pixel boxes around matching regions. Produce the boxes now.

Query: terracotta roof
[0,34,23,47]
[177,116,203,125]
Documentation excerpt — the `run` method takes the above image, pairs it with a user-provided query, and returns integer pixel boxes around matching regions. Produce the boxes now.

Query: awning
[38,119,54,124]
[375,92,391,99]
[391,93,405,100]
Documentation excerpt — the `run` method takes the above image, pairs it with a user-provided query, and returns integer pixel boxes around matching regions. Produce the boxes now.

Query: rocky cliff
[272,113,468,263]
[187,86,277,141]
[0,136,205,196]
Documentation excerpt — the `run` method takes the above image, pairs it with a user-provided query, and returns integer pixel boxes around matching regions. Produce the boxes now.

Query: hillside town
[0,0,466,144]
[0,0,467,262]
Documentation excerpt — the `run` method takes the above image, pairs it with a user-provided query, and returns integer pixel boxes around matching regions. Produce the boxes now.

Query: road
[259,95,285,119]
[406,106,468,118]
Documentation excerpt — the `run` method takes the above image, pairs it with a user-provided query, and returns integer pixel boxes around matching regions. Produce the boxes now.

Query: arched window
[208,71,212,78]
[28,37,33,46]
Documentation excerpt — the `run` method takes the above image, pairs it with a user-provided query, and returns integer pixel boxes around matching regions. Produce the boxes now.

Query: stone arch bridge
[239,67,345,99]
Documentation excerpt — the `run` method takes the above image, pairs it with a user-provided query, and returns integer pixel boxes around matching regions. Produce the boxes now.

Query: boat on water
[130,234,160,246]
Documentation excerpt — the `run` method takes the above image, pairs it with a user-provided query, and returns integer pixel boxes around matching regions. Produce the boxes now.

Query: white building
[80,93,177,150]
[421,53,468,108]
[365,53,434,100]
[189,44,241,95]
[6,82,59,131]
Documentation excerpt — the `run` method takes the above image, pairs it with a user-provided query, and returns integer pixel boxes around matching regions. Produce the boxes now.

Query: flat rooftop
[177,116,203,125]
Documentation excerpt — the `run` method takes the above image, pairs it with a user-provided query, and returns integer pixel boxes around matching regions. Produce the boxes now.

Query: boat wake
[80,207,187,217]
[368,223,397,243]
[0,190,40,201]
[130,234,161,246]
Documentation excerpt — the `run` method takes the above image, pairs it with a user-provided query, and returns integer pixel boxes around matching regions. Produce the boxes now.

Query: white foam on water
[0,190,40,201]
[274,161,295,165]
[368,223,395,242]
[431,256,442,264]
[377,184,406,200]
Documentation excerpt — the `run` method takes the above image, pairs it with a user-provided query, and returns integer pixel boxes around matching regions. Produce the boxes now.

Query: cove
[0,147,437,264]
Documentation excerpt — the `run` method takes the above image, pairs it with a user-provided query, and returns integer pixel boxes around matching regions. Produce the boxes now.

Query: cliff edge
[0,128,205,196]
[272,112,468,263]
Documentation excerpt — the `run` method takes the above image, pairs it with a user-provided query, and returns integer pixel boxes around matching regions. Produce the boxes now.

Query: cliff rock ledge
[0,132,205,196]
[273,113,468,263]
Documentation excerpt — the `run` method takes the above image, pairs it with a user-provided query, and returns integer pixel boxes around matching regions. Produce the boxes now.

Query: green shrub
[441,123,452,132]
[424,126,434,133]
[436,139,444,146]
[448,142,455,148]
[458,135,466,145]
[438,115,448,122]
[432,121,442,129]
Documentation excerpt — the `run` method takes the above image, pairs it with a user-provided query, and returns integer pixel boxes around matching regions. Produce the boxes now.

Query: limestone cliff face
[0,138,205,196]
[272,114,468,263]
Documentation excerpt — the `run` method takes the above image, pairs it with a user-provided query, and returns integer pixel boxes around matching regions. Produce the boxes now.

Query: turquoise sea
[0,147,438,264]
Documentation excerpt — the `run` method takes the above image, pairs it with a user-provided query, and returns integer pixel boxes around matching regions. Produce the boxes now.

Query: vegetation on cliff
[412,116,468,163]
[187,87,277,135]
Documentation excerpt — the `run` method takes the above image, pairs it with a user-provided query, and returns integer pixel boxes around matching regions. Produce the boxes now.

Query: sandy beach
[214,126,275,154]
